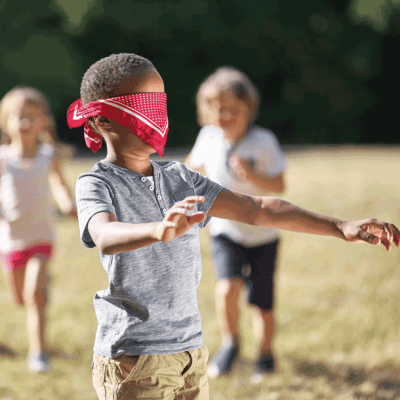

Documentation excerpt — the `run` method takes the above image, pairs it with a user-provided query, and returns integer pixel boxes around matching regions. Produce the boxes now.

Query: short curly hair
[80,53,155,105]
[196,66,260,127]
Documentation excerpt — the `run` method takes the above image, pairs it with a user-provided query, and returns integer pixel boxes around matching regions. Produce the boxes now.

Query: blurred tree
[349,0,400,32]
[0,0,398,149]
[0,0,81,142]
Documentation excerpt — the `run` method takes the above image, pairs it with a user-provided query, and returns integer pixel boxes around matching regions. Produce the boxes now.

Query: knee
[23,287,45,307]
[216,279,243,302]
[252,305,274,319]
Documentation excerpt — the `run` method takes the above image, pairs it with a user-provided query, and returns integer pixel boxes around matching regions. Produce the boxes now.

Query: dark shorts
[210,235,279,311]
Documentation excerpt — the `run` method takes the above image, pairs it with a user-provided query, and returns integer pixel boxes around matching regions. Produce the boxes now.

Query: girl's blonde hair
[0,87,56,145]
[196,66,260,127]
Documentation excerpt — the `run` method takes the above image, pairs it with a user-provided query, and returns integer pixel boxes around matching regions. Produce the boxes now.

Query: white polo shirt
[190,124,287,246]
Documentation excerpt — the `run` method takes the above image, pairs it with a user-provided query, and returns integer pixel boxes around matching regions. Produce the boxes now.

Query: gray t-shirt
[76,159,223,358]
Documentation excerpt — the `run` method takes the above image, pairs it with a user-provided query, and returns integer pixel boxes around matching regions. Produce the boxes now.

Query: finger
[229,154,239,164]
[358,229,380,245]
[163,221,177,229]
[168,207,191,217]
[362,219,392,241]
[382,224,392,243]
[393,227,400,247]
[380,237,391,251]
[173,201,195,210]
[392,224,400,247]
[187,212,206,226]
[182,196,205,203]
[385,223,398,244]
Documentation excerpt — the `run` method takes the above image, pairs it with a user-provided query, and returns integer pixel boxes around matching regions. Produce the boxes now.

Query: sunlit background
[1,2,400,399]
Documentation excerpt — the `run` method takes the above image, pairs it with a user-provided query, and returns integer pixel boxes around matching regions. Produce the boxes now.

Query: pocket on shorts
[114,355,141,383]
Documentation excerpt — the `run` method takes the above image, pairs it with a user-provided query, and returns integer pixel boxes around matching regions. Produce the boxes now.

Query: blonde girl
[0,87,76,372]
[186,67,287,381]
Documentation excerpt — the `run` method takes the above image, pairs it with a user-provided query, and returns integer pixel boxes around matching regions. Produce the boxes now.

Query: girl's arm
[48,154,77,217]
[208,189,400,250]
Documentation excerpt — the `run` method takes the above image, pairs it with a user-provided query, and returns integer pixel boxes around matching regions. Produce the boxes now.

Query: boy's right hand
[339,218,400,250]
[155,196,206,242]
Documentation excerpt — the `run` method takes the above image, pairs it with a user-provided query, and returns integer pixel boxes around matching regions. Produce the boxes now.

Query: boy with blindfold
[68,53,400,400]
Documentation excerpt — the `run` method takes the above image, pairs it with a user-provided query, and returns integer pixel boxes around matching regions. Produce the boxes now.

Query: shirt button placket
[153,170,166,215]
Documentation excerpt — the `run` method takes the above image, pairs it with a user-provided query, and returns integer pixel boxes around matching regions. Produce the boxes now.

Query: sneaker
[207,340,239,378]
[251,353,275,383]
[28,352,50,372]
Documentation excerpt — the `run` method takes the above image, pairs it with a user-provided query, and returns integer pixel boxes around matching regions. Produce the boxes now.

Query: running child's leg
[246,239,279,377]
[251,306,275,355]
[208,235,246,377]
[23,256,48,357]
[215,278,244,341]
[2,265,26,305]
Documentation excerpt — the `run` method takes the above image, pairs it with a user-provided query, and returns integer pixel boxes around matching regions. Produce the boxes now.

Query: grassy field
[1,146,400,400]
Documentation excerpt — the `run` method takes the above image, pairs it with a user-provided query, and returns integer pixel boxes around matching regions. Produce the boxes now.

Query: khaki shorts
[92,344,209,400]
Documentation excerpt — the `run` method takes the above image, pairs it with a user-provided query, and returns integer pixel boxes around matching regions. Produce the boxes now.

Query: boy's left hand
[339,219,400,250]
[68,209,78,219]
[228,154,252,180]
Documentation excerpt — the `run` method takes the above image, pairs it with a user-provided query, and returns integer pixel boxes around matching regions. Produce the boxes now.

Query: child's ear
[95,115,110,127]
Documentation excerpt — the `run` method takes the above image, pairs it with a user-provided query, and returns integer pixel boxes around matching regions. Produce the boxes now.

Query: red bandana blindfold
[66,93,169,156]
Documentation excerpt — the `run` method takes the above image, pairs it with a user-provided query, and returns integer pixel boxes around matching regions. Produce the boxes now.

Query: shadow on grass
[0,343,17,358]
[47,346,83,361]
[292,357,400,399]
[0,343,84,362]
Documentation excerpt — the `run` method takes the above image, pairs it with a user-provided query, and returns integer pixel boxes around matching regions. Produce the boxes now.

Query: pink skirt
[1,243,54,272]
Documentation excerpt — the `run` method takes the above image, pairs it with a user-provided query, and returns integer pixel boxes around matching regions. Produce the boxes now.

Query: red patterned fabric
[67,93,169,156]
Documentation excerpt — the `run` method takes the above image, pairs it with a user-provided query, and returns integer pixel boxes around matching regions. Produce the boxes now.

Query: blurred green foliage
[0,0,399,149]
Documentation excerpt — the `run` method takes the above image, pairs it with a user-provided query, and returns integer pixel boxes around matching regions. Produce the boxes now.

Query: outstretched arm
[88,196,206,255]
[208,189,400,250]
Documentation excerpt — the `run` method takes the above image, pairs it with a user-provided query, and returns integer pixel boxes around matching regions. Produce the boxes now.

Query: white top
[0,144,55,252]
[190,124,287,246]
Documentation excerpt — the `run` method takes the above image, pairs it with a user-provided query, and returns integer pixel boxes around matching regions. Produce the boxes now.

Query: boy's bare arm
[88,196,206,255]
[208,189,400,250]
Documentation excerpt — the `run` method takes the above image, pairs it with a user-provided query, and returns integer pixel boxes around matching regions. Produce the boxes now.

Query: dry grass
[1,146,399,399]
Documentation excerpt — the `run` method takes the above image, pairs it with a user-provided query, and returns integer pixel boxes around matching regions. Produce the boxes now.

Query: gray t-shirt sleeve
[187,168,224,229]
[75,174,116,248]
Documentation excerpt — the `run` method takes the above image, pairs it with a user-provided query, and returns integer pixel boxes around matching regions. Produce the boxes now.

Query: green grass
[1,146,400,399]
